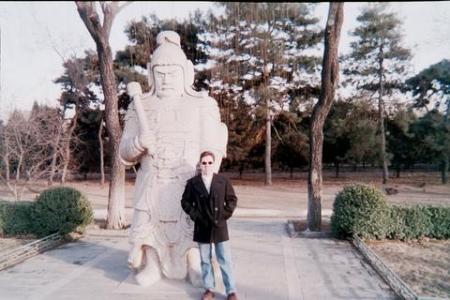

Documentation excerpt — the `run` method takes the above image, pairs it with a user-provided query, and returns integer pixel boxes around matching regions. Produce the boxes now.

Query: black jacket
[181,174,237,243]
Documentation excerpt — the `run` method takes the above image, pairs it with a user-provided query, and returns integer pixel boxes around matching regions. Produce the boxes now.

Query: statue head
[148,31,197,98]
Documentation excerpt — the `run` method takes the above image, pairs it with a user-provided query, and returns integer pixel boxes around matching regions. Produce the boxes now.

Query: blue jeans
[198,241,236,295]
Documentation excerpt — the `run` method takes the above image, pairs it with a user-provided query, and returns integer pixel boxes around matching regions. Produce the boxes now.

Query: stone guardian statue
[119,31,228,286]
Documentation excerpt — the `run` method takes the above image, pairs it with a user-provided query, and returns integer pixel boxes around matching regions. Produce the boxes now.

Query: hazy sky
[0,2,449,120]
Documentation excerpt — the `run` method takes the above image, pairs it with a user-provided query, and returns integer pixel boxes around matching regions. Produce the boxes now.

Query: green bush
[331,184,389,239]
[0,201,34,236]
[386,205,408,240]
[31,187,93,237]
[388,205,449,240]
[427,206,450,239]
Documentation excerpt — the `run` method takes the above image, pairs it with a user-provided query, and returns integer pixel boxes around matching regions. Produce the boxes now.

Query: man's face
[153,65,184,98]
[200,155,215,177]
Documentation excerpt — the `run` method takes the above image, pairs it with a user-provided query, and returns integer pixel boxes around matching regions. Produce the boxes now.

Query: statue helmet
[148,31,196,96]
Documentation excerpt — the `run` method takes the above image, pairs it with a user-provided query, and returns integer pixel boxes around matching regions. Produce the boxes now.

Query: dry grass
[366,239,450,298]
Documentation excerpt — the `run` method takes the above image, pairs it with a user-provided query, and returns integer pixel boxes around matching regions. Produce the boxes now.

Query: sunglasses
[201,161,214,165]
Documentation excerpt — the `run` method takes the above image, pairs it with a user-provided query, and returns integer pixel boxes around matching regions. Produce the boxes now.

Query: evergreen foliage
[0,201,34,237]
[31,187,93,237]
[331,184,389,239]
[388,205,450,240]
[344,3,411,96]
[331,185,450,240]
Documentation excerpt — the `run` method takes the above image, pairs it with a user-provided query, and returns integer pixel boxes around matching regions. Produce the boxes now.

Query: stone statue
[119,31,228,286]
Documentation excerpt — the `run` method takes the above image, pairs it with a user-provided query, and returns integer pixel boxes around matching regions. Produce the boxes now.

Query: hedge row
[0,201,34,236]
[331,184,450,240]
[0,187,93,238]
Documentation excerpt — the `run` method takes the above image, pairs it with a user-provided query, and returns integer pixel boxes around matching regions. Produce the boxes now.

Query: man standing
[181,151,238,300]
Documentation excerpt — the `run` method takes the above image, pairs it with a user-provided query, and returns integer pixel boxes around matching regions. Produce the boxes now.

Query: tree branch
[75,1,103,43]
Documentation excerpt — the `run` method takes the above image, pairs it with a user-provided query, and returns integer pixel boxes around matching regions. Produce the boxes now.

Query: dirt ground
[0,236,36,253]
[1,170,449,295]
[366,239,450,298]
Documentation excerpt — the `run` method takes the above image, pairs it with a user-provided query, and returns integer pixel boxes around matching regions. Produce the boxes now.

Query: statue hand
[138,132,154,152]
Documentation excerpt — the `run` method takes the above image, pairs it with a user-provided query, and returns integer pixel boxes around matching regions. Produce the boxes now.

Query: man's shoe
[227,292,238,300]
[201,289,214,300]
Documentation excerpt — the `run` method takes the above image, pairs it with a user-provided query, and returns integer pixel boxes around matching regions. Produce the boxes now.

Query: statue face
[153,65,184,98]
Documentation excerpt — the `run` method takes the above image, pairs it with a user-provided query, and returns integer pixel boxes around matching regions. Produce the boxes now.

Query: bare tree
[0,107,68,200]
[75,2,131,229]
[307,3,344,231]
[48,120,64,185]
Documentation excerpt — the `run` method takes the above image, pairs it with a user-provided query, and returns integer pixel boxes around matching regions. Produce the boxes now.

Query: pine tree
[406,59,450,183]
[344,3,412,184]
[203,3,323,184]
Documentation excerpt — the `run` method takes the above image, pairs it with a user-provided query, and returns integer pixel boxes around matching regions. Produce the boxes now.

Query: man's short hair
[199,151,215,162]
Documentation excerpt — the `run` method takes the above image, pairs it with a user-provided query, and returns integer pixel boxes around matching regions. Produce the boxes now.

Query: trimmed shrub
[388,205,449,240]
[386,205,408,240]
[427,206,450,239]
[0,201,34,236]
[31,187,93,237]
[331,184,389,239]
[404,206,433,239]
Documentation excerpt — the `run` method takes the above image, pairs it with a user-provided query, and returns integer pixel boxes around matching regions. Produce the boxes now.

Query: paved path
[0,218,396,300]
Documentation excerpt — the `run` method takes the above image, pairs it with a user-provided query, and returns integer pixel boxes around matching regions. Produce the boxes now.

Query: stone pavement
[0,216,396,300]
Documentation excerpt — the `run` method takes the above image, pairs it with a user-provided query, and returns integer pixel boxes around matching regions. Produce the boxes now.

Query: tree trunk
[378,46,389,184]
[49,119,63,185]
[97,41,126,229]
[98,117,105,186]
[307,3,344,231]
[61,111,78,184]
[442,99,450,184]
[442,153,449,184]
[335,161,340,178]
[76,1,129,229]
[265,96,272,185]
[76,2,128,229]
[3,141,10,183]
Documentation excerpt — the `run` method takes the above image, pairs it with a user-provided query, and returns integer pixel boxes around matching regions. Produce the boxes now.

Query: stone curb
[286,219,332,238]
[351,236,448,300]
[0,233,64,271]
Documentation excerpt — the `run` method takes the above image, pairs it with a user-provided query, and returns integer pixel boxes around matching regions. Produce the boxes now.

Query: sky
[0,2,449,120]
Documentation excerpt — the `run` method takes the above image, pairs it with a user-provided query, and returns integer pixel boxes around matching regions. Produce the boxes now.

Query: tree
[386,108,417,177]
[409,110,450,183]
[406,59,450,183]
[344,3,412,184]
[308,3,344,231]
[343,99,380,169]
[273,111,308,178]
[323,100,352,177]
[0,106,68,200]
[75,2,131,229]
[220,98,255,176]
[55,52,100,183]
[204,3,323,185]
